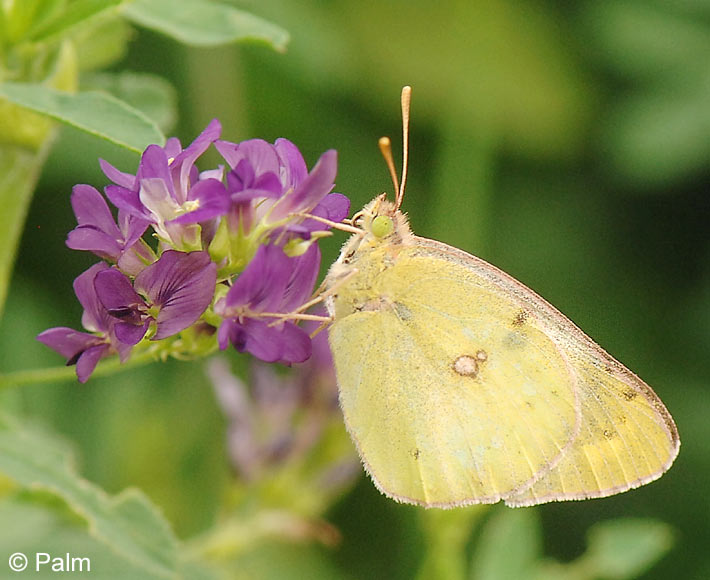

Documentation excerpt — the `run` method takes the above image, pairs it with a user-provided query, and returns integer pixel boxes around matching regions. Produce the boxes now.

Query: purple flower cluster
[38,120,349,382]
[208,318,359,490]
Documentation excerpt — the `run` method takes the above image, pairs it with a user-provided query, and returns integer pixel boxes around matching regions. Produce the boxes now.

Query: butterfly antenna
[396,85,411,211]
[378,136,399,200]
[378,86,412,210]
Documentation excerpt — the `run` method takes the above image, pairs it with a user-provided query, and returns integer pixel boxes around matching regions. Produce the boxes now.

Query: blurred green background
[1,0,709,578]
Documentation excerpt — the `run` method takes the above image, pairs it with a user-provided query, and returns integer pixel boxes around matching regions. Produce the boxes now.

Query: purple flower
[36,263,132,382]
[197,138,349,239]
[215,243,320,364]
[65,184,154,276]
[94,251,217,344]
[101,119,223,249]
[38,119,352,382]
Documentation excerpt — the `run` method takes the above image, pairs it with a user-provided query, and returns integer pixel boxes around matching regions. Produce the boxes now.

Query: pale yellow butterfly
[324,86,679,508]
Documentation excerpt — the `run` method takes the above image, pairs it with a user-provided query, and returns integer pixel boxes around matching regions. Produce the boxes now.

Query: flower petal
[134,251,217,339]
[114,320,150,345]
[36,327,111,383]
[219,318,311,364]
[221,244,291,313]
[169,178,229,225]
[162,136,183,159]
[171,118,222,200]
[66,185,124,259]
[116,239,156,278]
[66,226,123,260]
[75,343,111,383]
[281,244,321,312]
[100,159,136,189]
[274,138,307,190]
[139,177,177,225]
[36,327,103,360]
[118,210,151,249]
[74,263,111,333]
[137,144,174,196]
[70,185,121,235]
[269,149,337,221]
[313,192,350,224]
[104,184,145,218]
[216,139,281,176]
[275,321,312,364]
[94,268,145,322]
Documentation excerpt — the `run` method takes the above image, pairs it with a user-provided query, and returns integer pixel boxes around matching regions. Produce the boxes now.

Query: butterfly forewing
[330,241,587,506]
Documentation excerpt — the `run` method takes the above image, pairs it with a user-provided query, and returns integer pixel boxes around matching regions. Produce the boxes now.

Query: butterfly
[323,86,679,507]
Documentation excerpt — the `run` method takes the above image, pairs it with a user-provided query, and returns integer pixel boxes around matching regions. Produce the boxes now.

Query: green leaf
[121,0,289,51]
[0,497,220,579]
[533,517,675,580]
[0,0,58,44]
[72,13,133,72]
[82,71,178,133]
[0,82,165,151]
[28,0,123,43]
[470,507,542,580]
[0,144,51,321]
[580,518,674,579]
[0,414,179,578]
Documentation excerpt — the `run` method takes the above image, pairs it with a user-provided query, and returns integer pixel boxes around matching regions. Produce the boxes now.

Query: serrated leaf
[28,0,123,43]
[470,507,542,580]
[121,0,289,50]
[0,82,164,151]
[0,414,178,578]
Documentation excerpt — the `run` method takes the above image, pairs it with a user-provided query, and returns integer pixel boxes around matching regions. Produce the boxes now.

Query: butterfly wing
[415,238,679,506]
[504,347,679,506]
[328,237,678,507]
[329,241,580,506]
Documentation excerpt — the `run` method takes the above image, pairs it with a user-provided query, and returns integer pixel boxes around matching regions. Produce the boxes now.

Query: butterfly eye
[371,215,394,238]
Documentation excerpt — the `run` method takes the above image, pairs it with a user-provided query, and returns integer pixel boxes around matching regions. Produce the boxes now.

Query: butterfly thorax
[325,194,414,320]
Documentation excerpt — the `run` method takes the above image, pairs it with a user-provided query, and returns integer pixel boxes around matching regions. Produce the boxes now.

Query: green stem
[187,509,339,561]
[415,505,490,580]
[0,347,157,389]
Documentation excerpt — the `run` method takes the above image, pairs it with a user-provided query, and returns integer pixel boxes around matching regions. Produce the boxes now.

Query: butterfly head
[350,193,411,243]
